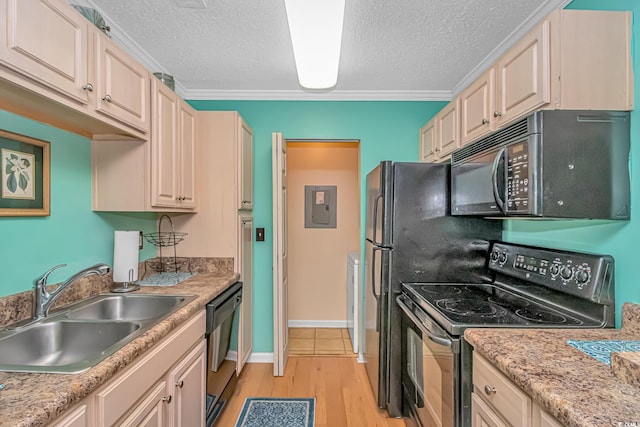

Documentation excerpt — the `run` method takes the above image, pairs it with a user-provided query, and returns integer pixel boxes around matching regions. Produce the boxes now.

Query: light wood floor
[216,357,406,427]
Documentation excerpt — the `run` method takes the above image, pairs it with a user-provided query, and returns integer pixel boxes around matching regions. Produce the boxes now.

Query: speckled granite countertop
[0,258,238,427]
[465,303,640,427]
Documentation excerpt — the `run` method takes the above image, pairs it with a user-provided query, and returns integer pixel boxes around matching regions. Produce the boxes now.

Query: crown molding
[451,0,572,97]
[183,89,453,101]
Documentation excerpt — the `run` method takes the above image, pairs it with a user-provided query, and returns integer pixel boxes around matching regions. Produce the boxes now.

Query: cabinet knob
[176,380,184,388]
[481,118,490,124]
[162,395,172,403]
[493,111,502,118]
[82,83,94,92]
[435,147,440,152]
[484,385,496,395]
[102,94,112,102]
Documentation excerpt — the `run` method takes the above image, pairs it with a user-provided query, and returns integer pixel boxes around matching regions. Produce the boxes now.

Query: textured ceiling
[75,0,569,100]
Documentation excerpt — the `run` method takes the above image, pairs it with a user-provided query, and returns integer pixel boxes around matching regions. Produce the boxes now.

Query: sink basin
[0,321,140,373]
[65,294,190,321]
[0,293,196,373]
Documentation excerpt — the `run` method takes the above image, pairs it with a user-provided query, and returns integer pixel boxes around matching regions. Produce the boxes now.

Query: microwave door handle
[396,296,454,348]
[492,147,506,213]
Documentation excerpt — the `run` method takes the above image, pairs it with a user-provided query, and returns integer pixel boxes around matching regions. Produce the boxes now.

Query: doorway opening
[285,140,361,357]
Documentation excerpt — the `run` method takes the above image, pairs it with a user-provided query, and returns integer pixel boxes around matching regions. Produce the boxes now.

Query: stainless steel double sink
[0,293,196,374]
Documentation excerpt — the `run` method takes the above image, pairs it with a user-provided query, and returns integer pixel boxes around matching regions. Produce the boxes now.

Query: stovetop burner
[436,298,506,318]
[402,282,587,335]
[515,308,567,324]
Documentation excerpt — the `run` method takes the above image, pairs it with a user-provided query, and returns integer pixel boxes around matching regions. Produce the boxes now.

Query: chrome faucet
[33,263,110,320]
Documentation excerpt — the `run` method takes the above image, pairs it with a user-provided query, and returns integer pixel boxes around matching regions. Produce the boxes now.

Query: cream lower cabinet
[472,353,562,427]
[459,9,632,146]
[51,311,206,427]
[170,111,254,374]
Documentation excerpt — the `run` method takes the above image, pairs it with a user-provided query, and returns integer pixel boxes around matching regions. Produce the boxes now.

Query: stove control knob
[490,251,499,262]
[575,268,591,285]
[560,266,574,281]
[498,252,508,265]
[549,264,560,276]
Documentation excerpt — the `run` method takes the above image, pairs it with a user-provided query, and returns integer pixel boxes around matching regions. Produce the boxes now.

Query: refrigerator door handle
[371,246,380,332]
[372,194,383,245]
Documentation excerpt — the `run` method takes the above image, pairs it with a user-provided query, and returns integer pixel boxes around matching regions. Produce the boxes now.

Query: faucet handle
[33,264,67,289]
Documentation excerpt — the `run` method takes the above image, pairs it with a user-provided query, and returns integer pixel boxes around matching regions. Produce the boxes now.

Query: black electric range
[401,241,615,336]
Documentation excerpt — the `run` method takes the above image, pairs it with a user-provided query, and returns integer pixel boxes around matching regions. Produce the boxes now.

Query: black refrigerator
[363,162,501,417]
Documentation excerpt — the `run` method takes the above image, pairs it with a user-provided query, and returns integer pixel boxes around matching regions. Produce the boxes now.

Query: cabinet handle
[176,381,184,388]
[162,395,172,403]
[484,385,496,395]
[481,118,489,124]
[102,94,112,102]
[435,147,440,152]
[242,200,249,204]
[82,83,94,92]
[493,111,502,118]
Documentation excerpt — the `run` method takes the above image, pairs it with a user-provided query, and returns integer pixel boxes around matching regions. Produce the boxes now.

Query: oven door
[397,294,460,427]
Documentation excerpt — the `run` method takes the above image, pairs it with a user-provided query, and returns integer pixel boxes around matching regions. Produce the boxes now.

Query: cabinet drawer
[95,311,205,426]
[473,353,531,427]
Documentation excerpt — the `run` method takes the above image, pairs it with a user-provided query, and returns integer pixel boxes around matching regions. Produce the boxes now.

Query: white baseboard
[247,352,274,363]
[288,320,348,328]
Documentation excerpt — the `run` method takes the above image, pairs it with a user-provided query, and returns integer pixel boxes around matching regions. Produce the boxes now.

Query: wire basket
[142,214,188,273]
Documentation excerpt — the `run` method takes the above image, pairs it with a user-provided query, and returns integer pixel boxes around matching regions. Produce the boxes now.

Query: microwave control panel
[506,141,530,212]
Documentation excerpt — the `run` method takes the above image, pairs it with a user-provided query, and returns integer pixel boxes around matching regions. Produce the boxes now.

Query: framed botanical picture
[0,130,50,216]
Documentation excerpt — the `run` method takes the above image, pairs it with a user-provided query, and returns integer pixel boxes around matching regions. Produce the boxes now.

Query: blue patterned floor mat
[567,340,640,365]
[235,398,315,427]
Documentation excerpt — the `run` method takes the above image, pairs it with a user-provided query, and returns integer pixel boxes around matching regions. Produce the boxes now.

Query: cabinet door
[178,101,197,209]
[50,402,91,427]
[532,403,563,427]
[472,394,508,427]
[119,381,168,427]
[0,0,89,105]
[94,32,149,133]
[151,78,179,208]
[237,216,254,374]
[169,340,206,427]
[239,118,254,210]
[495,18,550,127]
[460,68,494,145]
[437,99,460,159]
[419,119,437,163]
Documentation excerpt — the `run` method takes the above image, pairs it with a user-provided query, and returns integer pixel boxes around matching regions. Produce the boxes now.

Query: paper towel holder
[111,268,141,293]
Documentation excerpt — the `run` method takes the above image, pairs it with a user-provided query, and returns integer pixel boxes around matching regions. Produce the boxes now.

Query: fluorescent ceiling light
[284,0,345,90]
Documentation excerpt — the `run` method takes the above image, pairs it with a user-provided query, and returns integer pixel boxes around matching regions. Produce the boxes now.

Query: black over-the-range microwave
[450,110,631,219]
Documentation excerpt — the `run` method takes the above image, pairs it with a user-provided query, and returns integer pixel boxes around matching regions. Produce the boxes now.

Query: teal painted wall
[0,109,157,296]
[187,100,446,352]
[503,0,640,325]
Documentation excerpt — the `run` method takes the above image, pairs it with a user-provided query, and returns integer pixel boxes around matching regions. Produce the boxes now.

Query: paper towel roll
[113,231,139,283]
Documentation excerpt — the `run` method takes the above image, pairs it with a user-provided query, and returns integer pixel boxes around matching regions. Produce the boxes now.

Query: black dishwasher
[205,281,242,426]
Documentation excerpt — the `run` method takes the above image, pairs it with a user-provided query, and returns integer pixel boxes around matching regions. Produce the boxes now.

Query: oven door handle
[397,296,456,349]
[491,147,506,214]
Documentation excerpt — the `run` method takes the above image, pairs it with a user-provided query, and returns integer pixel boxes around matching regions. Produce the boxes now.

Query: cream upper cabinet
[0,0,151,139]
[418,99,460,163]
[92,27,150,134]
[0,0,90,105]
[453,8,632,149]
[460,68,495,146]
[178,102,197,209]
[436,99,461,158]
[494,16,551,128]
[239,118,254,210]
[419,118,437,163]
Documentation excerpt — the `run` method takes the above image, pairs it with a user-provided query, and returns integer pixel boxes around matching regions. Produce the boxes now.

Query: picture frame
[0,130,50,216]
